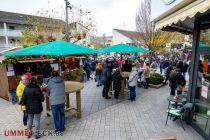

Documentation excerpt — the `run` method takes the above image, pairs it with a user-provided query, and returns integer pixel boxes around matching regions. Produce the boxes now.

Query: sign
[201,84,209,99]
[162,0,176,5]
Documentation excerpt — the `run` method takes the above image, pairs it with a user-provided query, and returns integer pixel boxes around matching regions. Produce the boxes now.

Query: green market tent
[99,44,151,53]
[4,40,98,56]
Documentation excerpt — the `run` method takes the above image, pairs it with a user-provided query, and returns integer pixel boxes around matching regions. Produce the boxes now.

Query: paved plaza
[0,79,204,140]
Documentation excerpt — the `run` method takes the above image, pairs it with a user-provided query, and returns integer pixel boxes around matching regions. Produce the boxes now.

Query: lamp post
[64,0,72,42]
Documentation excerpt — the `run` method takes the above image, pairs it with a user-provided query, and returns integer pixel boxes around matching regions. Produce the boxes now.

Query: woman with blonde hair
[95,63,103,86]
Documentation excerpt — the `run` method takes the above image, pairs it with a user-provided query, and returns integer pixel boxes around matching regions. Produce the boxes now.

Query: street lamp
[64,0,73,42]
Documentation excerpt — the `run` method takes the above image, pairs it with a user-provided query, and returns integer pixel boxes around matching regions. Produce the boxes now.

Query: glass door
[193,54,210,135]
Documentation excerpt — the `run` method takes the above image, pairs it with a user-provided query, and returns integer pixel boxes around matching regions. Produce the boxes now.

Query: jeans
[51,103,65,132]
[23,111,28,126]
[170,87,176,96]
[129,86,136,100]
[28,113,41,135]
[96,74,102,86]
[86,70,91,80]
[43,77,50,84]
[160,67,162,74]
[114,90,120,99]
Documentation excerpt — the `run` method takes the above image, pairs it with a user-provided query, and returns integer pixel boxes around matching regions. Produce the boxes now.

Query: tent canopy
[99,44,151,53]
[4,40,98,56]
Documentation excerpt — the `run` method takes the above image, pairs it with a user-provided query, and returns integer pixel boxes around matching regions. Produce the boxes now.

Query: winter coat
[102,64,112,82]
[95,68,103,76]
[47,76,65,105]
[169,71,179,88]
[84,62,92,71]
[176,61,184,72]
[183,63,189,73]
[42,64,53,78]
[128,69,138,87]
[112,71,123,91]
[16,81,26,111]
[122,63,132,72]
[23,83,44,114]
[162,60,171,69]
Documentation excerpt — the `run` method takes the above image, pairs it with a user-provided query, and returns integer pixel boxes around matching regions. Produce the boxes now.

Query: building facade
[112,29,144,46]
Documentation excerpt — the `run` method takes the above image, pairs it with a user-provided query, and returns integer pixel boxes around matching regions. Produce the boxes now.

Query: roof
[0,11,65,25]
[113,29,142,41]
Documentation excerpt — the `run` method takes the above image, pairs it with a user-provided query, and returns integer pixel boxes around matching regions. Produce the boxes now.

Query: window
[8,26,15,30]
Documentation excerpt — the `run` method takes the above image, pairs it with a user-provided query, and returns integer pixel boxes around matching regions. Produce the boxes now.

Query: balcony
[0,29,23,37]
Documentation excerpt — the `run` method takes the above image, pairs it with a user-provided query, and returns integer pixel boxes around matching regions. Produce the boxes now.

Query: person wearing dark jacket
[47,71,65,133]
[23,77,44,139]
[122,60,132,72]
[176,58,184,72]
[182,61,189,78]
[42,62,53,84]
[112,68,123,99]
[168,68,180,96]
[102,62,112,99]
[164,63,174,84]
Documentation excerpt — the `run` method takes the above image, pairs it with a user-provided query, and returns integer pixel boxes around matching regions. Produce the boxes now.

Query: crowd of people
[15,52,191,139]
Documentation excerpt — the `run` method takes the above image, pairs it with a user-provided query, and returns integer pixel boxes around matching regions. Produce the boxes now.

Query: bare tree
[136,0,180,51]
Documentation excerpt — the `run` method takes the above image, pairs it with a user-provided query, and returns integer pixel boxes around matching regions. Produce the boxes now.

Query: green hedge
[149,73,164,85]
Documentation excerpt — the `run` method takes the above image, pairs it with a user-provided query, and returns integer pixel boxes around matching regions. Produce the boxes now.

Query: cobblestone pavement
[0,79,204,140]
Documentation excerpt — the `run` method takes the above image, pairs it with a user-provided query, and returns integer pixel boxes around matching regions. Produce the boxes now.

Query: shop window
[193,54,210,134]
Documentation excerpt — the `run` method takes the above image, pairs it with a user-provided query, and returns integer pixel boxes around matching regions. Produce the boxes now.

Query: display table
[45,81,84,118]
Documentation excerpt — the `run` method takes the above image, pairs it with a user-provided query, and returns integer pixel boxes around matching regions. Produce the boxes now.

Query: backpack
[177,74,186,86]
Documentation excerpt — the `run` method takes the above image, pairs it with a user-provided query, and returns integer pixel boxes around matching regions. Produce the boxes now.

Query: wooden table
[45,81,84,118]
[121,72,130,95]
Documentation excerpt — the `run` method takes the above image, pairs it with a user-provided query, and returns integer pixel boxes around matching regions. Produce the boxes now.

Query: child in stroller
[137,69,147,88]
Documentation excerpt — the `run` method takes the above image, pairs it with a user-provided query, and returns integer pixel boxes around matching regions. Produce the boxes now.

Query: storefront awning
[153,0,210,33]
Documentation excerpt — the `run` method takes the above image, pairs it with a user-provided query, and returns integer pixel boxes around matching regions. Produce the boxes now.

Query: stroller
[137,70,147,88]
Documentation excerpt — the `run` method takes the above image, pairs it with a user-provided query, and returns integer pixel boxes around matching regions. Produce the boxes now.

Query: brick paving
[0,79,204,140]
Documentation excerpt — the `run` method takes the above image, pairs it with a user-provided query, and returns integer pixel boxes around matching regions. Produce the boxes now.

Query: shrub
[149,73,164,85]
[64,73,75,81]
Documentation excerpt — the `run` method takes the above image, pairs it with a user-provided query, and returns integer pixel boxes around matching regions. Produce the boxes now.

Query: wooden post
[76,90,81,118]
[66,93,70,109]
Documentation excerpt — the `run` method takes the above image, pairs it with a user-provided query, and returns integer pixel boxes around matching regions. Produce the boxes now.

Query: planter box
[149,83,165,89]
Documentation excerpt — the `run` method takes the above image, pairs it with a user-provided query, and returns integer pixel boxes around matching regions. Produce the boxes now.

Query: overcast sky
[0,0,142,36]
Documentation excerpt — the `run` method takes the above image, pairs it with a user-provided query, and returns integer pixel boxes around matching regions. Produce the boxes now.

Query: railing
[0,29,23,37]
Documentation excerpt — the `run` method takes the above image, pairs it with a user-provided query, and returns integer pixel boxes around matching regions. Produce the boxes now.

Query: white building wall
[112,30,132,45]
